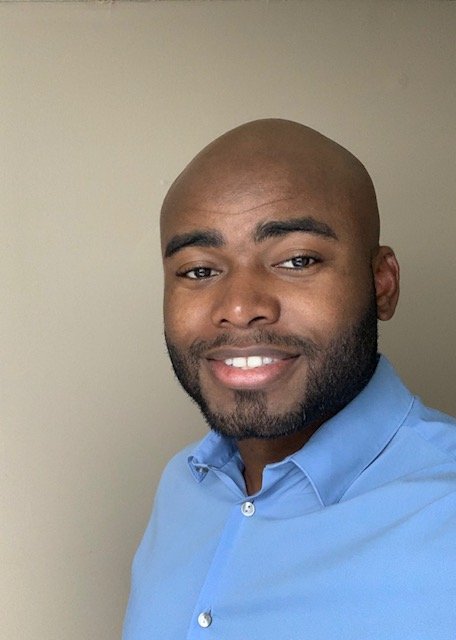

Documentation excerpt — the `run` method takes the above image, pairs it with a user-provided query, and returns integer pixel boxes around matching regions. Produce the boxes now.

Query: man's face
[161,171,379,440]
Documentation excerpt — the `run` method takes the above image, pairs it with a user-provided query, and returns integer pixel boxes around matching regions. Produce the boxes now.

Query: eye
[276,255,318,270]
[178,266,220,280]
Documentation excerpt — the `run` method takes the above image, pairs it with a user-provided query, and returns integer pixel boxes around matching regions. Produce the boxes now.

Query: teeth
[224,356,277,369]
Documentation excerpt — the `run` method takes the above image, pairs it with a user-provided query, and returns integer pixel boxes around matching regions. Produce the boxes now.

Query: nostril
[219,314,266,324]
[218,311,278,329]
[248,315,270,325]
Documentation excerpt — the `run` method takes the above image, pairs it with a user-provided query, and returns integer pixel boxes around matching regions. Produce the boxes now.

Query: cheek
[281,273,371,337]
[163,285,182,340]
[163,286,209,343]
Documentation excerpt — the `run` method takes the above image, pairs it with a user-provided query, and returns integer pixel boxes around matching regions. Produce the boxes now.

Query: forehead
[160,171,360,254]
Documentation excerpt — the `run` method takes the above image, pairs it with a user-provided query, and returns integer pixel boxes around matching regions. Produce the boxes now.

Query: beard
[165,292,379,440]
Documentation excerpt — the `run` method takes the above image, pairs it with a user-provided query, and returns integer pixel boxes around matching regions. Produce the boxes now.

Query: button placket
[190,500,257,636]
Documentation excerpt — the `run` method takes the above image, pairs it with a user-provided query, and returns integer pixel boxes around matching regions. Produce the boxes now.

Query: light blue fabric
[123,357,456,640]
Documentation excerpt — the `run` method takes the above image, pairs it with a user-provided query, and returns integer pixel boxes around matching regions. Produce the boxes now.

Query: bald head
[161,118,380,252]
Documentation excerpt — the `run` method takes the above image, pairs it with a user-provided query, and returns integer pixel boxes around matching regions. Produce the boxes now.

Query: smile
[224,356,277,369]
[205,348,300,390]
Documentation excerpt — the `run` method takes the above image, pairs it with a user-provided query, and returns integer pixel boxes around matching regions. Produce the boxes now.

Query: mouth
[205,346,300,390]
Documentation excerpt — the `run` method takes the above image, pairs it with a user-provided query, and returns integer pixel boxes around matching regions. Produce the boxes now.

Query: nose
[210,269,281,329]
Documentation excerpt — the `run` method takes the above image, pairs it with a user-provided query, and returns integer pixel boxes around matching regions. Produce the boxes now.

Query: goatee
[165,293,379,440]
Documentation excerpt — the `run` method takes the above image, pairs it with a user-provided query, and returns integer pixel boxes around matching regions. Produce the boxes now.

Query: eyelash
[178,266,220,280]
[276,255,319,270]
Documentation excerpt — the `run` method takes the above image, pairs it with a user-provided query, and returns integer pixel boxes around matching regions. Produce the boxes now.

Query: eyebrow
[254,217,338,242]
[164,229,224,258]
[164,216,338,258]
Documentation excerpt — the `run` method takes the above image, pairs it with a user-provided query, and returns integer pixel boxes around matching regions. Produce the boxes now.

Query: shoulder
[403,397,456,463]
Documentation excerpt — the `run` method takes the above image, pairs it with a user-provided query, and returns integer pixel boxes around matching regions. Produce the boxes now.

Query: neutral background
[2,1,455,638]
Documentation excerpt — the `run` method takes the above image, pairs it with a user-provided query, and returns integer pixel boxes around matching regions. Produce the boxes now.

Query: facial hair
[165,292,379,440]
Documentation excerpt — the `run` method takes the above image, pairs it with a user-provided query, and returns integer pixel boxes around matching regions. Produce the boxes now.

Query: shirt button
[241,501,255,517]
[197,611,212,628]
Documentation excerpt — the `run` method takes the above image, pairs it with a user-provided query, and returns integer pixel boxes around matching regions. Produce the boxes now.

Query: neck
[237,425,322,495]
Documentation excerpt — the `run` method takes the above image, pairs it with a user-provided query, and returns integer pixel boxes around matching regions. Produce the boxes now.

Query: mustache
[180,329,322,359]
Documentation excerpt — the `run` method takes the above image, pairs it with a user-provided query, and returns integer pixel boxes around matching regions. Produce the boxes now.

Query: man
[123,119,456,639]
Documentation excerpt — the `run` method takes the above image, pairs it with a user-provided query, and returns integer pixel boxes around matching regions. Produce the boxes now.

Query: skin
[161,119,400,495]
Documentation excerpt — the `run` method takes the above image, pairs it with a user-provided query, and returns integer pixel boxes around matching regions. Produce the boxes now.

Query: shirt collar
[188,356,415,503]
[188,431,239,481]
[289,356,414,505]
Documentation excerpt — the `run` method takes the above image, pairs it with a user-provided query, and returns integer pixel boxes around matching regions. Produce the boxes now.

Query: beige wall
[1,1,455,638]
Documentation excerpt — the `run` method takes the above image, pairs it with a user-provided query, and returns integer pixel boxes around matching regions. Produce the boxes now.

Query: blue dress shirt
[123,357,456,639]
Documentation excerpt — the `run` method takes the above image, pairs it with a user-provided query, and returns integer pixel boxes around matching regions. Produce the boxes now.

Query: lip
[205,346,300,390]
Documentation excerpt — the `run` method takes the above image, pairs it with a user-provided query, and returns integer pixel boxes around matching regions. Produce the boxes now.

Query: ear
[372,246,400,321]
